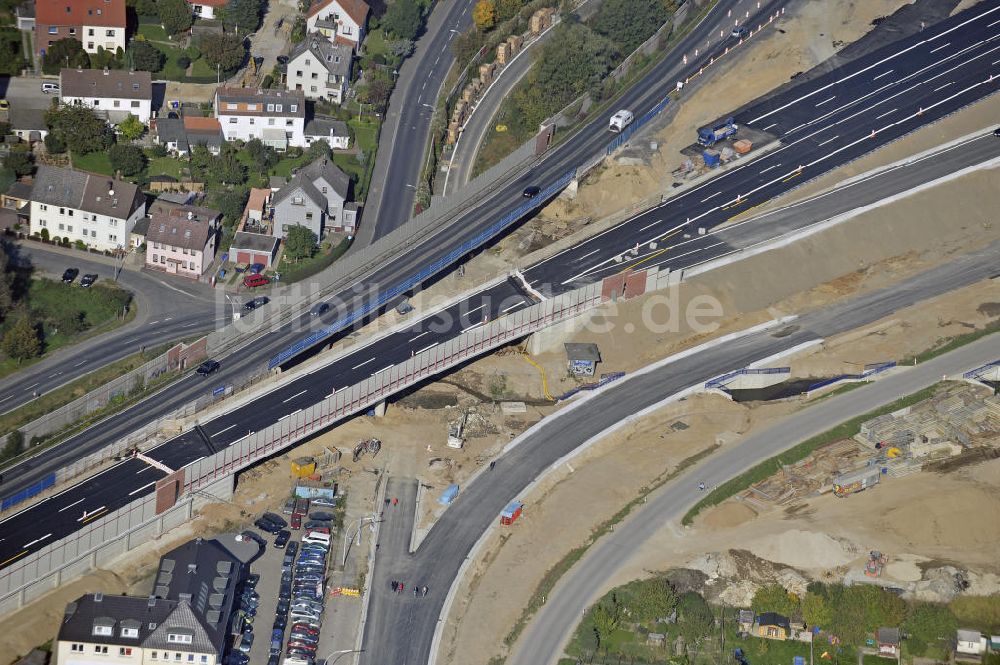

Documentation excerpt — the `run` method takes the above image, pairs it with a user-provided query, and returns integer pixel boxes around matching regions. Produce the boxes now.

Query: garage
[231,231,279,269]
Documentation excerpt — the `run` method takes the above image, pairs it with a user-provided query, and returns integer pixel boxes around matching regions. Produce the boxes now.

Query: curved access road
[508,334,1000,665]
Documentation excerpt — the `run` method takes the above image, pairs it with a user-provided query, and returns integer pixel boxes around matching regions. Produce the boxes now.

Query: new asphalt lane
[361,245,1000,665]
[2,2,998,578]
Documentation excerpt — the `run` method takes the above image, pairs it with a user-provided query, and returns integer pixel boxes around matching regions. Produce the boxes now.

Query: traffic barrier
[606,96,671,155]
[557,372,626,401]
[0,473,55,512]
[806,361,897,393]
[705,366,788,390]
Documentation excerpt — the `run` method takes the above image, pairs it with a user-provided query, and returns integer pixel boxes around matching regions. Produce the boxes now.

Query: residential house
[755,612,791,641]
[214,87,306,149]
[35,0,127,58]
[297,155,356,233]
[3,180,32,214]
[305,0,369,48]
[877,627,901,659]
[153,116,225,155]
[187,0,226,19]
[957,630,987,660]
[29,165,145,251]
[145,204,221,278]
[129,216,149,248]
[55,535,255,665]
[242,187,271,231]
[287,36,353,104]
[8,106,49,143]
[271,175,325,240]
[304,116,350,150]
[60,68,153,123]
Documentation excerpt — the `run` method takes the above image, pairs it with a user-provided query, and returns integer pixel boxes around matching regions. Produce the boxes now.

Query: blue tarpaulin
[439,484,459,505]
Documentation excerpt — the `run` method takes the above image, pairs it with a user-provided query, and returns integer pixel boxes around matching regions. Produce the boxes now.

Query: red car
[243,273,270,288]
[290,513,301,530]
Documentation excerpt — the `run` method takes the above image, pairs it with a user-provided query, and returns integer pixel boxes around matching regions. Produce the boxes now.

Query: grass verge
[499,445,720,655]
[901,319,1000,365]
[680,384,941,526]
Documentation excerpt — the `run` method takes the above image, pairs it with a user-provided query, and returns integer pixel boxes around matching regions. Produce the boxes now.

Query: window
[67,225,72,232]
[93,100,100,106]
[94,645,108,654]
[310,86,317,92]
[305,59,311,65]
[59,207,65,215]
[266,103,274,112]
[189,262,195,270]
[305,212,313,221]
[131,101,139,108]
[67,209,73,216]
[200,657,208,664]
[290,104,298,112]
[249,118,255,125]
[286,119,293,127]
[91,230,97,238]
[48,26,57,34]
[229,118,237,124]
[276,104,283,112]
[167,633,193,644]
[119,647,133,656]
[295,70,302,77]
[69,27,76,35]
[247,104,258,111]
[87,42,94,49]
[268,118,275,125]
[292,196,303,205]
[311,72,318,80]
[188,656,195,663]
[106,29,114,36]
[40,204,47,211]
[58,223,64,231]
[71,644,84,652]
[121,626,139,638]
[152,653,158,659]
[151,253,157,262]
[38,219,46,227]
[174,654,181,662]
[109,234,117,242]
[113,100,121,108]
[88,28,95,36]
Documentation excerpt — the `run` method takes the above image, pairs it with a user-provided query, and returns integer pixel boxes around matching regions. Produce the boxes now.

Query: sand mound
[748,530,858,570]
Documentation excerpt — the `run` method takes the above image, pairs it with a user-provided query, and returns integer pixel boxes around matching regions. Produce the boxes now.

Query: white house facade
[59,68,153,123]
[305,0,369,48]
[214,87,307,149]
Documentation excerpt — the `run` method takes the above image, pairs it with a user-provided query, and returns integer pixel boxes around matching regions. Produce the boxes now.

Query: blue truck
[698,117,738,146]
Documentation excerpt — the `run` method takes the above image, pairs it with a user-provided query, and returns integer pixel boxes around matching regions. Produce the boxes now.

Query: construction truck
[698,116,738,146]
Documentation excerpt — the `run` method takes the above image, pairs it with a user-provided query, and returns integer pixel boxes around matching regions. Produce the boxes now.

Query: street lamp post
[322,648,363,665]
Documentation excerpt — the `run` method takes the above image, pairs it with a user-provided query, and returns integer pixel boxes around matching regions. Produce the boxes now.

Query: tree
[89,46,124,70]
[677,591,714,646]
[359,69,393,112]
[751,583,799,619]
[159,0,194,34]
[591,600,620,648]
[0,240,13,319]
[1,429,23,460]
[496,0,523,22]
[244,139,278,172]
[307,140,332,161]
[283,225,318,261]
[213,187,249,224]
[631,576,678,623]
[42,38,90,75]
[3,149,34,177]
[45,104,114,155]
[2,314,41,363]
[199,33,246,74]
[109,143,147,177]
[44,133,66,154]
[382,0,422,40]
[117,114,147,141]
[225,0,265,33]
[904,603,957,655]
[128,41,165,72]
[802,591,833,629]
[472,0,496,31]
[134,0,159,17]
[592,0,668,53]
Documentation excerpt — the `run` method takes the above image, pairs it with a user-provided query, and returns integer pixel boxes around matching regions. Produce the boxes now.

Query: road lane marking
[759,163,781,174]
[373,366,393,375]
[74,361,86,367]
[24,383,38,391]
[0,396,11,404]
[461,323,482,333]
[58,498,85,513]
[163,317,173,322]
[575,249,600,260]
[0,550,27,567]
[416,343,438,355]
[699,191,722,202]
[23,533,52,548]
[181,322,198,328]
[279,414,290,421]
[352,358,375,369]
[762,123,777,131]
[409,331,430,342]
[465,303,485,315]
[78,507,107,523]
[638,220,661,232]
[873,69,893,80]
[129,482,155,496]
[933,82,953,92]
[148,320,159,325]
[929,42,950,54]
[501,303,522,314]
[136,466,152,474]
[875,108,897,119]
[283,389,308,403]
[214,424,237,437]
[814,95,835,107]
[49,371,62,378]
[817,135,839,147]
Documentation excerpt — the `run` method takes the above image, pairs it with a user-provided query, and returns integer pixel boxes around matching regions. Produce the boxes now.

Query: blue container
[703,149,721,168]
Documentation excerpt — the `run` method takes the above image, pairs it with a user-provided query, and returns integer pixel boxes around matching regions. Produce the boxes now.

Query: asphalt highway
[525,2,1000,291]
[0,0,759,504]
[507,334,1000,665]
[0,243,221,415]
[3,0,1000,568]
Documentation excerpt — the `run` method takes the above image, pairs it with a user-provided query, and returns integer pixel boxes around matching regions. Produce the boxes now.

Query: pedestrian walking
[391,580,397,592]
[399,583,404,593]
[414,586,419,597]
[393,497,398,506]
[489,461,496,471]
[422,586,428,597]
[384,498,390,506]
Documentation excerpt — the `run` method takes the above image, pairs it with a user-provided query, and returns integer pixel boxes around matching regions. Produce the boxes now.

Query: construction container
[500,500,524,525]
[508,34,524,53]
[295,479,337,500]
[479,62,496,84]
[733,138,752,154]
[702,149,721,168]
[832,467,881,497]
[291,457,316,478]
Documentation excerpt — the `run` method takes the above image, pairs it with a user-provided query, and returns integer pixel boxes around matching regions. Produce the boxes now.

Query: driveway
[0,75,58,110]
[249,0,298,82]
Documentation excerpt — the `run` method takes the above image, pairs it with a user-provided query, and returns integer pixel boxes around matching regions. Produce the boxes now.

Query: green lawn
[71,151,113,176]
[160,45,190,81]
[146,155,187,180]
[270,152,312,178]
[190,58,217,78]
[362,28,391,59]
[136,24,170,44]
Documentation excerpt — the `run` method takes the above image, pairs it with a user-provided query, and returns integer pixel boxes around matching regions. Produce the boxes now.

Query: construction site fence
[963,360,1000,380]
[0,473,55,512]
[557,372,626,401]
[0,274,614,605]
[806,361,897,393]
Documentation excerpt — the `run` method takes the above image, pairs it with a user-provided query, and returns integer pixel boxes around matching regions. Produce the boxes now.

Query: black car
[246,573,260,588]
[994,127,1000,137]
[262,512,287,528]
[308,511,334,521]
[522,185,541,198]
[79,273,98,287]
[254,517,284,534]
[196,359,221,376]
[277,55,289,65]
[62,268,79,283]
[309,302,330,316]
[730,26,749,39]
[274,530,291,548]
[244,296,270,311]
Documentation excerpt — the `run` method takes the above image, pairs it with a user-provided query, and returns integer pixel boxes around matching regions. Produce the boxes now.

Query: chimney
[94,592,104,602]
[103,67,110,76]
[187,210,193,220]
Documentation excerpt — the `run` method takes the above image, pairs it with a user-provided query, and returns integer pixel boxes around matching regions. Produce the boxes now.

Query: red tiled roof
[188,0,227,6]
[307,0,369,24]
[36,0,126,28]
[183,116,222,132]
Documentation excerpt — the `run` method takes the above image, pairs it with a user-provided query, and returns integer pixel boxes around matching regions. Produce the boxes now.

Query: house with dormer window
[144,203,221,279]
[214,87,307,149]
[286,35,353,104]
[304,0,369,47]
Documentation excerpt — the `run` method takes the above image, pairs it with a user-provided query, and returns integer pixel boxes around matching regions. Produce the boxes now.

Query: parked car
[282,498,296,514]
[243,273,270,288]
[237,632,253,653]
[308,511,334,521]
[310,496,337,508]
[395,300,414,315]
[254,517,283,534]
[309,302,330,316]
[41,82,60,94]
[262,512,287,528]
[249,263,265,274]
[290,512,302,530]
[303,520,332,530]
[80,273,98,287]
[246,573,260,588]
[274,530,291,548]
[196,359,221,376]
[61,268,79,283]
[522,185,541,198]
[244,296,270,310]
[994,126,1000,137]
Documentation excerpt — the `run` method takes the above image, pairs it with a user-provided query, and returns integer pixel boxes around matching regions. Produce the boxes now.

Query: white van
[609,109,634,133]
[302,533,331,546]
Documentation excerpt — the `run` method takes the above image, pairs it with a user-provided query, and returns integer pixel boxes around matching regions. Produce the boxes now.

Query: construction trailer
[500,500,524,525]
[832,467,882,497]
